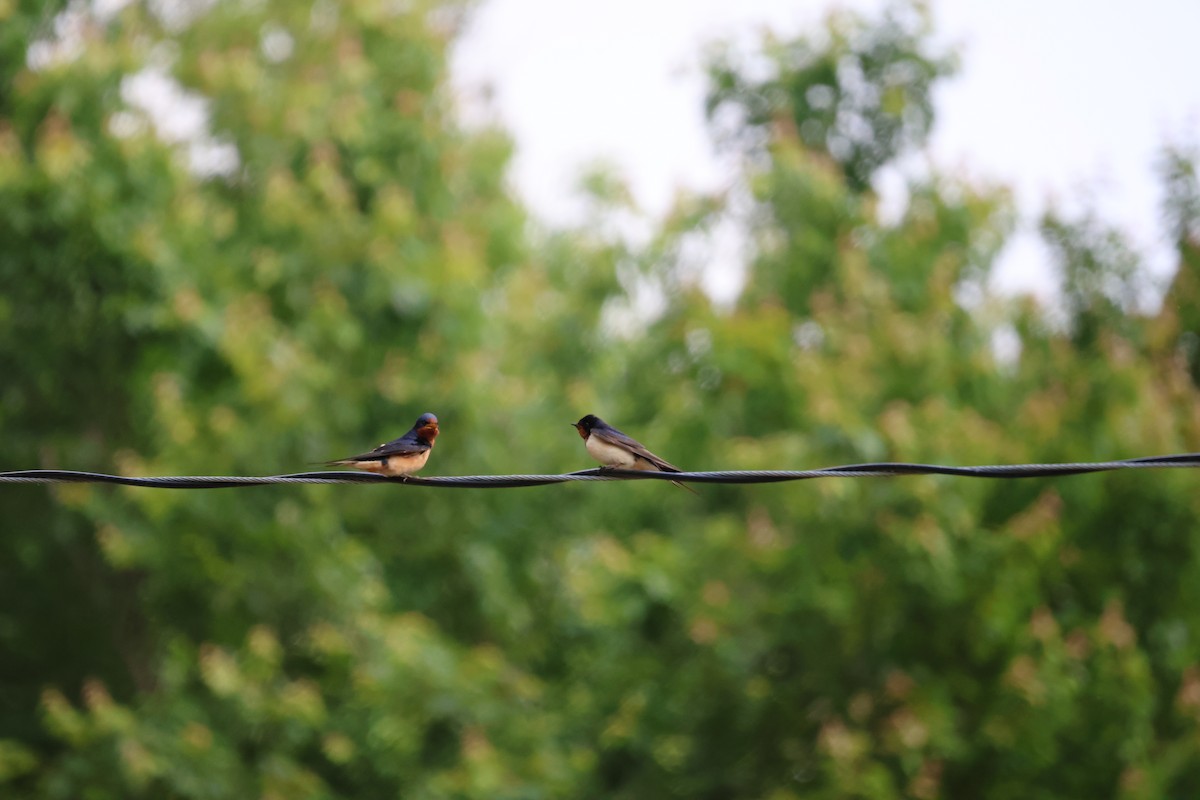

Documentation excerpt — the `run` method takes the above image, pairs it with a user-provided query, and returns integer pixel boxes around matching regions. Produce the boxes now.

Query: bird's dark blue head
[573,414,603,439]
[414,413,439,442]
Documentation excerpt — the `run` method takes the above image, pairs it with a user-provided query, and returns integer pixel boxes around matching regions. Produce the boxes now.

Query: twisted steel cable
[0,453,1197,489]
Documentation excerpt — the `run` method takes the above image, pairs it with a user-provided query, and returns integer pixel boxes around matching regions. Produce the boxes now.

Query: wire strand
[1,453,1198,489]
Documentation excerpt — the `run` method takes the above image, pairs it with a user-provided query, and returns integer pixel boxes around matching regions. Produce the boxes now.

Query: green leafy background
[2,1,1200,797]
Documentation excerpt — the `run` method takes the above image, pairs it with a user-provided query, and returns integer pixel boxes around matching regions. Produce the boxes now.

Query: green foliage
[707,2,955,193]
[2,1,1200,798]
[1160,145,1200,385]
[1041,208,1144,348]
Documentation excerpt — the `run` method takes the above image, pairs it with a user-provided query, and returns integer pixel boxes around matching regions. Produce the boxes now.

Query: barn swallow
[326,412,439,477]
[572,414,696,493]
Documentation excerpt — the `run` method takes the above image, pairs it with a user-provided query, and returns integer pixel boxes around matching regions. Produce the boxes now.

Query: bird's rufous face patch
[418,421,439,442]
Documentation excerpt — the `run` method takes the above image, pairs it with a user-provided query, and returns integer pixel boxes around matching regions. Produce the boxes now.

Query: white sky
[452,0,1200,302]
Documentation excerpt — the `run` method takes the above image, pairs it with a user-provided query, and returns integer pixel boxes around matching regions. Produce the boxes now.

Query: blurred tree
[1158,144,1200,385]
[707,3,954,195]
[1041,208,1144,348]
[0,0,590,795]
[706,4,956,317]
[577,5,1200,798]
[2,0,1200,798]
[0,0,186,758]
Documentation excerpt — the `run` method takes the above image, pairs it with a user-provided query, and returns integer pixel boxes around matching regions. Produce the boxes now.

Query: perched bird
[326,413,439,477]
[572,414,696,493]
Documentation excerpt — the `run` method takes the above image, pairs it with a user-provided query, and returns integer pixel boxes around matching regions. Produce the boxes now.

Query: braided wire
[0,453,1197,489]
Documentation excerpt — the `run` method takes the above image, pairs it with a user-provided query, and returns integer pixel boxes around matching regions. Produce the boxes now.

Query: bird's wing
[632,449,682,473]
[593,427,682,473]
[338,434,430,462]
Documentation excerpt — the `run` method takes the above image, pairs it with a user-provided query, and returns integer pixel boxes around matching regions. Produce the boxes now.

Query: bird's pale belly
[586,435,642,469]
[363,449,430,476]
